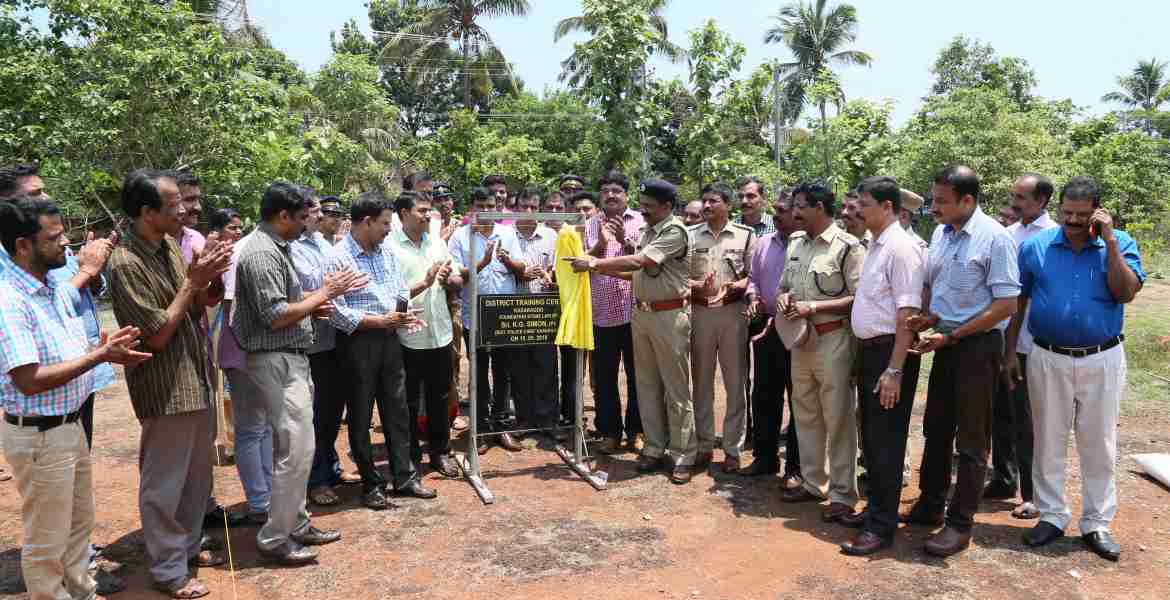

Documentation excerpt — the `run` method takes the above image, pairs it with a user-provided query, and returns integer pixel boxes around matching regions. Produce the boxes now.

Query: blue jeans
[226,368,273,515]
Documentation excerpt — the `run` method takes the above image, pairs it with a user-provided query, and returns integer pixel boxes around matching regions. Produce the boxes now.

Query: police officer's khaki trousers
[791,326,859,505]
[691,303,749,458]
[631,308,697,466]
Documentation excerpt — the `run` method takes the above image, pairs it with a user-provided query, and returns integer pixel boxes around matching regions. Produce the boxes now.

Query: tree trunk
[462,37,471,109]
[820,99,830,178]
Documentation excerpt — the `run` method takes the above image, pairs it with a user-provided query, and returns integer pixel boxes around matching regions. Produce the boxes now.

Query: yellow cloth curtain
[554,226,594,350]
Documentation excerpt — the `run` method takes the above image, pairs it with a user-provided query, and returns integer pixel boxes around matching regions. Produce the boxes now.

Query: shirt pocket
[63,316,89,352]
[950,257,986,294]
[725,249,746,278]
[810,255,847,297]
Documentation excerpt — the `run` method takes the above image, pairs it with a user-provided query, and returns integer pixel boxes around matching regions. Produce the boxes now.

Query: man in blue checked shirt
[0,198,150,600]
[326,192,436,511]
[448,186,528,454]
[1007,177,1144,562]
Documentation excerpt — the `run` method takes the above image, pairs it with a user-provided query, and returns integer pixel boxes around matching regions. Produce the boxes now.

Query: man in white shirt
[985,173,1058,519]
[838,176,927,556]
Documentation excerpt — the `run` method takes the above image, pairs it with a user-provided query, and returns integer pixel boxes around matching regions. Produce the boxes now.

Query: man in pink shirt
[584,170,645,455]
[840,176,926,556]
[177,172,206,264]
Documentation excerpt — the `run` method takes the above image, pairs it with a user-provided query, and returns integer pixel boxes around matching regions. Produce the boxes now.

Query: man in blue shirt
[1007,176,1144,562]
[901,166,1020,558]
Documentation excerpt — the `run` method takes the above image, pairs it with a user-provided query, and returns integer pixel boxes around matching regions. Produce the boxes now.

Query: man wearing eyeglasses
[775,180,863,527]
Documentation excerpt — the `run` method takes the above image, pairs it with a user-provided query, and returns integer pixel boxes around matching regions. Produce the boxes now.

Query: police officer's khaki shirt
[688,221,756,291]
[778,223,864,325]
[633,215,690,303]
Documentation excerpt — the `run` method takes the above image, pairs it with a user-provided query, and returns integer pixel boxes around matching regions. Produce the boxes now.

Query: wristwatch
[884,367,903,377]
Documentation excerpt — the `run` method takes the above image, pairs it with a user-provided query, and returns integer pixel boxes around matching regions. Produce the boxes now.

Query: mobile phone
[1089,221,1098,239]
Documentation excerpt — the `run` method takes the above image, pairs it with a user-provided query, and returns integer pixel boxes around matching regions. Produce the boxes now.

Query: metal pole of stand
[457,223,494,504]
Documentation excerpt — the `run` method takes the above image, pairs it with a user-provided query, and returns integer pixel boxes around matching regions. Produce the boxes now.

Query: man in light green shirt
[385,192,463,477]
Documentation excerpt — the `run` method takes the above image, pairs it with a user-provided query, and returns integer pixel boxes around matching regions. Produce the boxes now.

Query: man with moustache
[319,197,346,245]
[1011,177,1143,562]
[568,180,697,485]
[559,174,586,197]
[898,190,930,249]
[512,189,562,437]
[743,192,802,486]
[106,170,234,593]
[733,176,775,236]
[776,180,863,526]
[901,165,1019,558]
[231,182,362,563]
[0,197,149,600]
[688,182,755,473]
[327,192,435,508]
[986,173,1059,520]
[584,170,645,454]
[682,200,704,227]
[838,177,926,556]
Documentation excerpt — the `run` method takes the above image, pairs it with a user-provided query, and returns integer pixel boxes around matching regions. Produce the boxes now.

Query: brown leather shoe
[838,509,867,528]
[899,501,945,526]
[597,437,622,455]
[821,502,857,523]
[498,432,523,452]
[840,531,892,556]
[781,487,821,503]
[669,466,693,485]
[924,526,971,557]
[721,455,741,474]
[636,454,665,473]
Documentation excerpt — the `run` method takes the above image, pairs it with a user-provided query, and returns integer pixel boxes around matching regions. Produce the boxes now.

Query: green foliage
[416,109,546,197]
[1072,131,1170,229]
[823,99,895,187]
[929,36,1037,109]
[483,92,602,181]
[679,19,745,183]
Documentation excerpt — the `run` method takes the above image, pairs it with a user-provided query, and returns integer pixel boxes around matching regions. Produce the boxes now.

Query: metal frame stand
[455,211,608,504]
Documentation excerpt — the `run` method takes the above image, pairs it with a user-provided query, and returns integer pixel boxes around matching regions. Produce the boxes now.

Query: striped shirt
[107,228,210,418]
[0,266,92,416]
[583,210,642,327]
[515,225,558,294]
[927,207,1021,331]
[48,254,116,394]
[290,231,337,354]
[231,224,314,352]
[326,233,409,335]
[735,214,776,236]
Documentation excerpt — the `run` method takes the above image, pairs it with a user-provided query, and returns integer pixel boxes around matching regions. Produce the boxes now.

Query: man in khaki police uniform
[568,179,697,484]
[777,180,864,524]
[688,182,755,473]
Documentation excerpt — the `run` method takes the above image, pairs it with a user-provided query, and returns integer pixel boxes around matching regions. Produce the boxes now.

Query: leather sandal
[154,577,210,599]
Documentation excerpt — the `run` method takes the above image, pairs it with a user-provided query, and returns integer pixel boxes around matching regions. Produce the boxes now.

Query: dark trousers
[307,349,346,489]
[464,331,512,430]
[339,330,416,492]
[592,323,641,439]
[750,324,800,475]
[511,345,560,429]
[403,346,452,461]
[81,393,95,449]
[558,346,578,423]
[991,352,1034,501]
[858,339,922,539]
[918,330,1002,531]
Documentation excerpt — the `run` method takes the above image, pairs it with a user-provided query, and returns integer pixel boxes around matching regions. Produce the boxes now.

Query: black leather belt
[1034,335,1123,358]
[4,409,83,432]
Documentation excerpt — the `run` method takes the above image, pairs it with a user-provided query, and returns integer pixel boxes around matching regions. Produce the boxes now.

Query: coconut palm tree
[553,0,683,89]
[384,0,530,109]
[763,0,871,126]
[1102,58,1170,134]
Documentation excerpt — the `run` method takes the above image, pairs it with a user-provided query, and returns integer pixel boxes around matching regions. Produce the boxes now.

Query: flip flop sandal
[0,468,11,482]
[338,471,363,485]
[1012,504,1040,519]
[310,486,340,506]
[189,550,226,568]
[154,577,210,599]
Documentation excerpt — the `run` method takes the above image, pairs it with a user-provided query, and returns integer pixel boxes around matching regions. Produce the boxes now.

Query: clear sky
[248,0,1169,125]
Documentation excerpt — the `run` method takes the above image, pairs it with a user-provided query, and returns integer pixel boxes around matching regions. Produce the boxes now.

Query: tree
[1101,58,1170,134]
[553,0,683,89]
[679,19,744,185]
[385,0,530,110]
[763,0,871,125]
[1073,131,1170,229]
[763,0,872,177]
[929,36,1037,109]
[483,91,602,182]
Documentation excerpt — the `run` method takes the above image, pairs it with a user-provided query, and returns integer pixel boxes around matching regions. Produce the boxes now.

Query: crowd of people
[0,160,1145,599]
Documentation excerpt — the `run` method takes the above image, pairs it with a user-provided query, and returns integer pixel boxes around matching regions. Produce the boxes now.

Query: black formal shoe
[669,466,693,485]
[740,459,779,477]
[432,454,460,478]
[840,531,892,556]
[498,433,523,452]
[203,505,248,529]
[292,525,341,546]
[899,502,945,526]
[199,534,223,552]
[1023,521,1064,547]
[838,509,867,529]
[1082,531,1121,562]
[924,526,971,557]
[363,487,394,511]
[397,480,438,499]
[636,454,665,473]
[259,543,318,566]
[781,487,821,503]
[982,480,1018,500]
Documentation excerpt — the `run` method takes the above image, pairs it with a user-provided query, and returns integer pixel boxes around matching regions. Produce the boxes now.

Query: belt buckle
[1070,347,1089,358]
[636,301,651,312]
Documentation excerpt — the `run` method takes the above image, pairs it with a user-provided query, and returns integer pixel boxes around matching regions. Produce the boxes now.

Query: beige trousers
[3,420,96,600]
[631,308,697,466]
[790,327,859,506]
[691,303,749,457]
